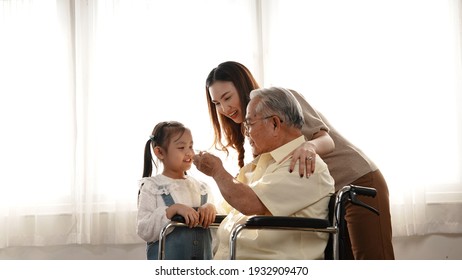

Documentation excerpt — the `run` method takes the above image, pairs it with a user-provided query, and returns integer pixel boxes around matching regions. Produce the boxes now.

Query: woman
[204,61,394,260]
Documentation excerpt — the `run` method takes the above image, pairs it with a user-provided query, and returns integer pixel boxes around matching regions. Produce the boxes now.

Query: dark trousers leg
[342,170,395,259]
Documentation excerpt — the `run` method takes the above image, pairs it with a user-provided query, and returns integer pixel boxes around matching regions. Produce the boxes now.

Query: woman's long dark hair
[205,61,260,168]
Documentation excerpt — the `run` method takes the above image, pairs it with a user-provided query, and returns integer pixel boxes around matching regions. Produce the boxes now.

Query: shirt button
[193,240,199,246]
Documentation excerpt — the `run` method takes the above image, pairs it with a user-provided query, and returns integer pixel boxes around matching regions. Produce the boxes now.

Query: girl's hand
[280,142,317,178]
[197,203,217,228]
[167,204,199,228]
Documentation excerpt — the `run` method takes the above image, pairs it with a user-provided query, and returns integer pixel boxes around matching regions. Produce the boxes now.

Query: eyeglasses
[242,115,282,136]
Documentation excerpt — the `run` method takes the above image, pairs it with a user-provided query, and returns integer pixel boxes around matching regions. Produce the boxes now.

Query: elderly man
[193,86,335,259]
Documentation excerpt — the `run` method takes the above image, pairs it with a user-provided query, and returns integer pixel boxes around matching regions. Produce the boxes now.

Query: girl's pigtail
[142,139,153,178]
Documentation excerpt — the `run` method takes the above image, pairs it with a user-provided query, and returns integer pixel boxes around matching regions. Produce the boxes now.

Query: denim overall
[146,191,212,260]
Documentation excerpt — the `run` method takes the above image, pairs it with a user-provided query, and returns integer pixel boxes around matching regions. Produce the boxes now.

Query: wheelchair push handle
[349,185,376,198]
[347,185,379,216]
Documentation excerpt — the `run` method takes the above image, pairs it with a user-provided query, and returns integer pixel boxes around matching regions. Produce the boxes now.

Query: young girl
[136,121,216,260]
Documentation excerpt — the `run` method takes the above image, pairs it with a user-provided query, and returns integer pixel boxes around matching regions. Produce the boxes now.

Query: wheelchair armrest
[229,215,334,260]
[170,214,227,224]
[158,214,226,260]
[171,215,186,223]
[246,216,330,229]
[214,214,227,223]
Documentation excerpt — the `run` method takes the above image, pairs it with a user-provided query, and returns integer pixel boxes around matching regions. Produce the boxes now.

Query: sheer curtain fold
[0,0,80,248]
[0,0,259,248]
[0,0,461,249]
[260,0,462,237]
[389,0,462,237]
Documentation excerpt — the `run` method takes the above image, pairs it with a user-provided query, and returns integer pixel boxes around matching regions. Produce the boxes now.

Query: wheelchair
[157,184,379,260]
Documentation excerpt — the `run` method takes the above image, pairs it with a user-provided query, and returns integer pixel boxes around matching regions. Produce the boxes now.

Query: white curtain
[0,0,259,248]
[0,0,461,249]
[261,0,462,236]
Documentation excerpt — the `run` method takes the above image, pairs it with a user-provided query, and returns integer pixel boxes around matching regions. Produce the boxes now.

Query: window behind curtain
[0,0,259,247]
[0,0,74,209]
[0,0,461,248]
[261,0,462,235]
[87,0,260,201]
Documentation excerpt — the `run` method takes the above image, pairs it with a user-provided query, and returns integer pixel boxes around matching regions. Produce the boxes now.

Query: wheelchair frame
[157,184,378,260]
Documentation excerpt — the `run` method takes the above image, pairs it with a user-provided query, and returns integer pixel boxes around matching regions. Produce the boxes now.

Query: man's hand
[193,152,224,178]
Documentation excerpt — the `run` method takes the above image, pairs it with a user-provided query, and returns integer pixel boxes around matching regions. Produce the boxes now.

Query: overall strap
[161,192,175,207]
[200,183,208,206]
[161,184,207,207]
[200,193,208,206]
